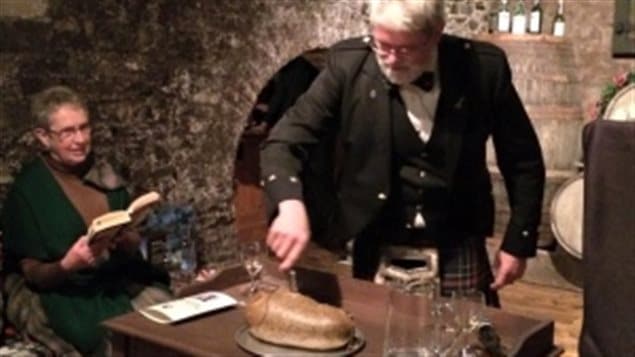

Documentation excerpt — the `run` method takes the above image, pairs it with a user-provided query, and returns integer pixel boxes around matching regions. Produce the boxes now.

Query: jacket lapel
[357,51,393,185]
[431,35,470,186]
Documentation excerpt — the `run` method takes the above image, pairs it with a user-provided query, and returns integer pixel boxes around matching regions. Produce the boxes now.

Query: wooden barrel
[550,176,583,259]
[479,34,583,248]
[604,83,635,121]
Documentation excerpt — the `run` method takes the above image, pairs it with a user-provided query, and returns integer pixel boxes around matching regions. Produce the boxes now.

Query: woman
[2,86,171,355]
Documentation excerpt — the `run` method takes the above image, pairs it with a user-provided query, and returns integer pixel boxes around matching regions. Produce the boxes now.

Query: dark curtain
[579,120,635,357]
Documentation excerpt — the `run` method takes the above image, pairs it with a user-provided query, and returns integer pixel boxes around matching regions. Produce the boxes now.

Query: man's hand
[490,250,527,290]
[60,235,109,271]
[266,199,311,272]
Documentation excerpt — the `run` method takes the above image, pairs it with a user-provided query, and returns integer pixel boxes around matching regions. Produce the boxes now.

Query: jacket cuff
[500,223,538,258]
[261,174,304,206]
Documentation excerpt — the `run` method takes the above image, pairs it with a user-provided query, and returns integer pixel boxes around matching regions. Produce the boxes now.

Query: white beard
[376,55,430,85]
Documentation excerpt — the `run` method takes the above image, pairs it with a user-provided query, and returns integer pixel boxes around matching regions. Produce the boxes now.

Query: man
[260,0,545,304]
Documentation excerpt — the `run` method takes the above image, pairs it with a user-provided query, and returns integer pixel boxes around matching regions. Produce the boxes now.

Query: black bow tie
[413,71,435,91]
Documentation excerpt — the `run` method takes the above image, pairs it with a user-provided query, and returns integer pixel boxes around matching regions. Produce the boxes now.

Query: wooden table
[104,266,555,356]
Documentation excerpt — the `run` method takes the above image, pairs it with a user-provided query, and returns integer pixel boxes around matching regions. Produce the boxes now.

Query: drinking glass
[450,289,486,356]
[180,237,197,276]
[426,296,461,356]
[239,241,263,296]
[451,289,486,333]
[384,283,458,357]
[384,287,431,356]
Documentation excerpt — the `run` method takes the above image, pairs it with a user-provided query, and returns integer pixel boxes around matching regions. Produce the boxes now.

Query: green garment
[2,157,169,354]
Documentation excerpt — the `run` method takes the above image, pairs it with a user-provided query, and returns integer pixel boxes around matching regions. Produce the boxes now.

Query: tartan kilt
[352,232,500,307]
[437,235,499,307]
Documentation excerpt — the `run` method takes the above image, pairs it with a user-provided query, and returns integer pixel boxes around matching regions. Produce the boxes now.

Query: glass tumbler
[383,285,437,356]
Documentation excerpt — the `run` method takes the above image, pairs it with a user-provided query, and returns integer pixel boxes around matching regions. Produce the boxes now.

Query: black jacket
[260,34,545,258]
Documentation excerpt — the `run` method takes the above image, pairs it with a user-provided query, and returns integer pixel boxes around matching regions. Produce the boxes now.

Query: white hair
[368,0,445,33]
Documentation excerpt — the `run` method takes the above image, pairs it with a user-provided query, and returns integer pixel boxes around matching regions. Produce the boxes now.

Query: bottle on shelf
[528,0,543,34]
[553,0,566,37]
[488,9,498,34]
[497,0,511,33]
[511,0,527,35]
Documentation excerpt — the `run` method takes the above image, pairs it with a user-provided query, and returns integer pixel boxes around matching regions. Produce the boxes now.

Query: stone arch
[230,1,367,250]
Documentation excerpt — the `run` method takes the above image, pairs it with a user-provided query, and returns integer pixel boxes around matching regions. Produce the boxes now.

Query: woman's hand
[113,229,142,254]
[60,235,109,271]
[194,267,219,282]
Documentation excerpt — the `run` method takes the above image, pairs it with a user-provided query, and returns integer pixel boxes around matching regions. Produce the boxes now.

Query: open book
[139,291,238,324]
[86,191,161,245]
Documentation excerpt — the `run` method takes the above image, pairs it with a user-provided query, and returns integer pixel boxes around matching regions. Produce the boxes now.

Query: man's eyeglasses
[369,36,429,58]
[47,122,92,141]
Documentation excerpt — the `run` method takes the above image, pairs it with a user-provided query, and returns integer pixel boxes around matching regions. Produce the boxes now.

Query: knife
[288,269,298,292]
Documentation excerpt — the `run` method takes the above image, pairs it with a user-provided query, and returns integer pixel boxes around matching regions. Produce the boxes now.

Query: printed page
[139,291,237,324]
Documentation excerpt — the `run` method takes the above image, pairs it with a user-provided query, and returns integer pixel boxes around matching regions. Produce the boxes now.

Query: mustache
[378,61,428,85]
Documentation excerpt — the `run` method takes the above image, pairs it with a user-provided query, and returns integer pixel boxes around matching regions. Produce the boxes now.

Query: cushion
[3,274,81,356]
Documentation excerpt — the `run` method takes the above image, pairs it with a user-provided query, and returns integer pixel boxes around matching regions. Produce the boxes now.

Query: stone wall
[0,0,469,264]
[0,0,631,265]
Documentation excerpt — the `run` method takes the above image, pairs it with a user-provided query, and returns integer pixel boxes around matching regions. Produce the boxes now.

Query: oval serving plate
[234,325,365,356]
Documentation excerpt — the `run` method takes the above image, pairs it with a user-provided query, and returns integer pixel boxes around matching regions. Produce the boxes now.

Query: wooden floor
[299,243,584,357]
[499,280,582,356]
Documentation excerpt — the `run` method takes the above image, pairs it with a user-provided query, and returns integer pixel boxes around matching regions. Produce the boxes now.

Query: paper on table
[139,291,237,324]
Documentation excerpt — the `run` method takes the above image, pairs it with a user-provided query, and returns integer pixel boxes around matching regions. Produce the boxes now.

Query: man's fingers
[279,255,294,272]
[268,233,303,271]
[491,251,527,290]
[268,232,287,256]
[490,271,508,290]
[490,270,515,290]
[279,240,303,272]
[265,206,310,272]
[266,227,277,247]
[507,270,522,284]
[276,236,295,260]
[490,276,504,290]
[265,229,309,272]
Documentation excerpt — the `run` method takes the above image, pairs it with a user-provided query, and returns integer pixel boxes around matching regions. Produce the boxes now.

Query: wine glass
[239,241,263,296]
